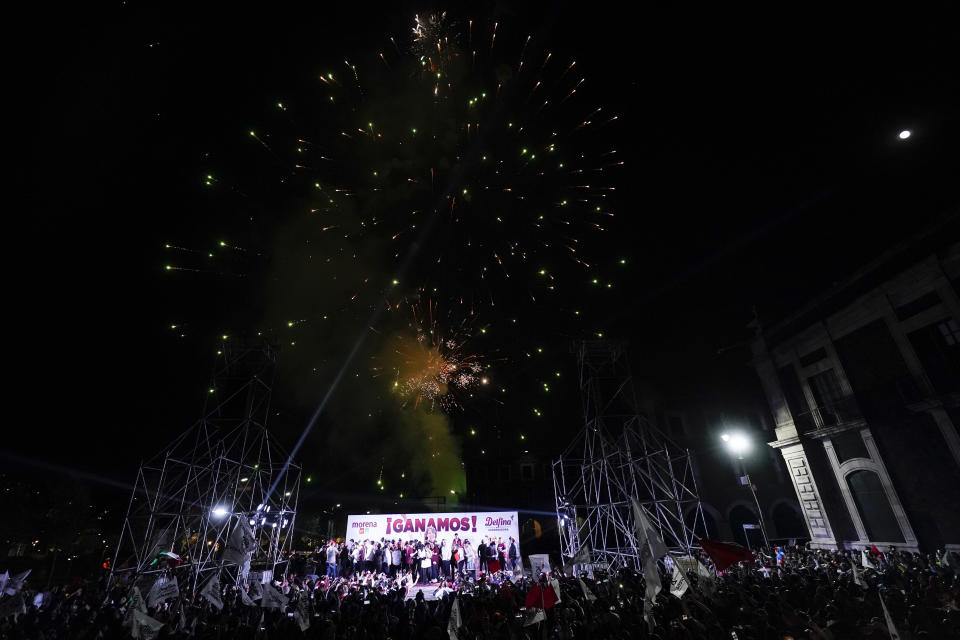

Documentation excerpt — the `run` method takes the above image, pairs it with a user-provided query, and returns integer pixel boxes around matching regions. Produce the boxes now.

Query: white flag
[260,585,289,610]
[130,585,147,612]
[631,499,668,560]
[240,586,255,606]
[200,574,223,610]
[0,572,7,595]
[447,597,462,640]
[643,552,662,631]
[942,550,959,570]
[677,557,716,597]
[146,576,179,608]
[861,549,877,570]
[578,578,596,601]
[670,564,689,598]
[850,558,866,588]
[130,609,164,640]
[224,520,257,565]
[523,607,546,626]
[2,570,30,596]
[294,594,311,632]
[550,578,562,604]
[879,593,901,640]
[249,578,263,601]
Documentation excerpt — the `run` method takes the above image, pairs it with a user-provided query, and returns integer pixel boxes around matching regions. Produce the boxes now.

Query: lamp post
[721,432,770,548]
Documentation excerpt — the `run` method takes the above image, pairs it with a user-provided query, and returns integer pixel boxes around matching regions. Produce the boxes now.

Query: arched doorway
[847,470,904,542]
[728,504,759,548]
[771,502,806,539]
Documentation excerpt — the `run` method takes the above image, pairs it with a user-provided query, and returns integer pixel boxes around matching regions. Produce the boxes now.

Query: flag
[850,558,866,588]
[146,576,179,608]
[677,556,715,596]
[528,554,551,577]
[695,559,717,596]
[572,545,592,565]
[699,540,754,571]
[550,578,563,604]
[240,586,255,606]
[642,552,661,631]
[223,520,257,565]
[293,594,311,632]
[127,587,147,613]
[632,498,667,629]
[523,607,546,626]
[670,564,689,598]
[249,578,263,601]
[941,550,958,570]
[578,578,596,601]
[861,549,877,570]
[2,570,30,596]
[879,593,901,640]
[447,597,462,640]
[260,585,289,610]
[200,573,223,610]
[524,583,559,610]
[130,609,164,640]
[632,500,668,560]
[569,545,594,578]
[0,572,7,595]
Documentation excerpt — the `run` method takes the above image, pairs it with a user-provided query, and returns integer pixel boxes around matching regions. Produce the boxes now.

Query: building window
[807,368,845,405]
[939,318,959,346]
[520,463,534,481]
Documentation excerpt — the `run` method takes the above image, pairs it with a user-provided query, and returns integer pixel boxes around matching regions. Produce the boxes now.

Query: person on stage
[465,539,477,579]
[326,540,339,578]
[508,537,520,573]
[478,539,489,573]
[418,543,431,584]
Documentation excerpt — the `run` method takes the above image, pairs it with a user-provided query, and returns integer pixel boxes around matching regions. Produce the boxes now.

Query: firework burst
[172,11,623,318]
[376,297,487,412]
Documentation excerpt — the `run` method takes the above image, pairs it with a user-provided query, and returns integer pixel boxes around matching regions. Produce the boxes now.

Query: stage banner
[345,511,520,550]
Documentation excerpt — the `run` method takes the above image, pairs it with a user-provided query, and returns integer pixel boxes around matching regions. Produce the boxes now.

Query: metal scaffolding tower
[109,339,300,590]
[553,340,706,572]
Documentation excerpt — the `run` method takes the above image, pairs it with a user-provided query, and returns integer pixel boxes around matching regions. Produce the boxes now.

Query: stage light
[257,504,264,511]
[898,129,911,140]
[249,518,257,526]
[211,506,229,519]
[240,477,248,482]
[282,519,289,527]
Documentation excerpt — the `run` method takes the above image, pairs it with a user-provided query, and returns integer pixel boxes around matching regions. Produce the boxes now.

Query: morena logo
[351,522,378,528]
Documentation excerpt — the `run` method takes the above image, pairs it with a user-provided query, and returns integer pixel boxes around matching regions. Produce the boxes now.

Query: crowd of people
[299,535,522,583]
[1,543,958,639]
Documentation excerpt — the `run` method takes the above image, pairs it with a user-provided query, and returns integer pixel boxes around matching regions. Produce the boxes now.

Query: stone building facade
[752,235,960,552]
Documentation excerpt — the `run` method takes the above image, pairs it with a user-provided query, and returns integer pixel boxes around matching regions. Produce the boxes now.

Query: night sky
[11,2,959,512]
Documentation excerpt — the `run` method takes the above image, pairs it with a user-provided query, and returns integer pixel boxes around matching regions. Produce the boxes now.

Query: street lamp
[721,431,770,548]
